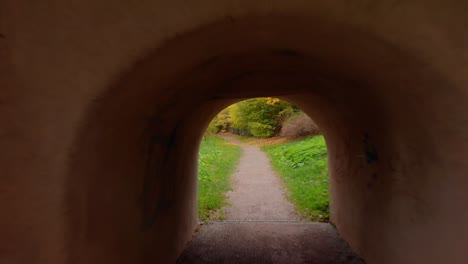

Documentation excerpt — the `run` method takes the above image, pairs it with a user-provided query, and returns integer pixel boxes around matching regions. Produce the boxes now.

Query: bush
[219,97,297,137]
[280,111,320,137]
[207,97,305,137]
[247,122,274,138]
[207,107,231,133]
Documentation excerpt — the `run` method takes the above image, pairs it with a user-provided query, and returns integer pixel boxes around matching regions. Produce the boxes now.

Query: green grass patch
[263,135,330,222]
[220,132,257,143]
[198,135,241,221]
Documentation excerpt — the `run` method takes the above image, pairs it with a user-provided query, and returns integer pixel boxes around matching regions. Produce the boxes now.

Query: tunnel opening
[196,98,331,224]
[60,14,464,264]
[175,97,370,263]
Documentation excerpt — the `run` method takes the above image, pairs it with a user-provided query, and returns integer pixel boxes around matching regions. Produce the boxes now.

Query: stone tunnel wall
[1,1,468,263]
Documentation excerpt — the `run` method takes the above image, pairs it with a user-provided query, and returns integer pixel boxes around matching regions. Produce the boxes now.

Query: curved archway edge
[2,2,468,263]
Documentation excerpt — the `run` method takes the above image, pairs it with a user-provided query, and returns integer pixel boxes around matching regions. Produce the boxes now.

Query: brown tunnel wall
[2,1,468,263]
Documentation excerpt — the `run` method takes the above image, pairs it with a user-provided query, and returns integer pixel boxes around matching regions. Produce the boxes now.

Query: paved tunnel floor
[177,136,364,263]
[177,221,364,264]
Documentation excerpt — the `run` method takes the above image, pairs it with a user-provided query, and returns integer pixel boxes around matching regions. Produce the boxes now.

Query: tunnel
[2,1,468,263]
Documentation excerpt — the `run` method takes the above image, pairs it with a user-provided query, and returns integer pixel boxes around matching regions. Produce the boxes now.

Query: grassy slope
[198,135,241,221]
[263,135,330,222]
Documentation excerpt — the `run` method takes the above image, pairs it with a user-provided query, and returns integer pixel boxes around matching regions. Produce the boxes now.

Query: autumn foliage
[208,97,297,137]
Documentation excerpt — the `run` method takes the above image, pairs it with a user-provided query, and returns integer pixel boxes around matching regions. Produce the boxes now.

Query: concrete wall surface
[1,0,468,263]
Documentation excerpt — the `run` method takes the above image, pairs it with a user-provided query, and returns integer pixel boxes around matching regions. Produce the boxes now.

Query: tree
[208,97,297,137]
[207,106,231,133]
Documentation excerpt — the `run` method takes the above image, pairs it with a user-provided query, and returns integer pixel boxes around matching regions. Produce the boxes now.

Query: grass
[263,135,330,222]
[198,135,241,222]
[219,132,257,144]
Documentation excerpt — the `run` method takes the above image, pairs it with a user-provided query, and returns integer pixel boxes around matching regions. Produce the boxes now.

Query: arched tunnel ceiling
[2,1,468,264]
[63,14,468,264]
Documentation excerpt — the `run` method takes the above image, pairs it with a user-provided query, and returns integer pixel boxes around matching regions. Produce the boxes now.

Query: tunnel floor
[176,221,364,264]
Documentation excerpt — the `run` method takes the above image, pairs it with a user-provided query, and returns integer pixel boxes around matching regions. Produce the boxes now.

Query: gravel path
[177,135,364,263]
[224,138,300,220]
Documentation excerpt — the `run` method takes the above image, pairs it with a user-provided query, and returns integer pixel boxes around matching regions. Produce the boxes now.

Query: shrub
[207,107,231,133]
[280,111,320,137]
[247,122,274,138]
[228,97,297,137]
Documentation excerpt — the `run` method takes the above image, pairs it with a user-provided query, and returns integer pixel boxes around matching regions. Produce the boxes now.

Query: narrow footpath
[177,136,364,264]
[224,141,299,221]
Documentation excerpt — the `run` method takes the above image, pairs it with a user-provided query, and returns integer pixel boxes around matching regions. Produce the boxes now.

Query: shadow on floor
[177,221,365,264]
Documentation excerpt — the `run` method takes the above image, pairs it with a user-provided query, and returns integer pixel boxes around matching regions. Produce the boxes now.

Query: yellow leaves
[265,97,281,105]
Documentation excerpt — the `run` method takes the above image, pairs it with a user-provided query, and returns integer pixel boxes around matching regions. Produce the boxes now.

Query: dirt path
[223,138,300,221]
[177,135,364,263]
